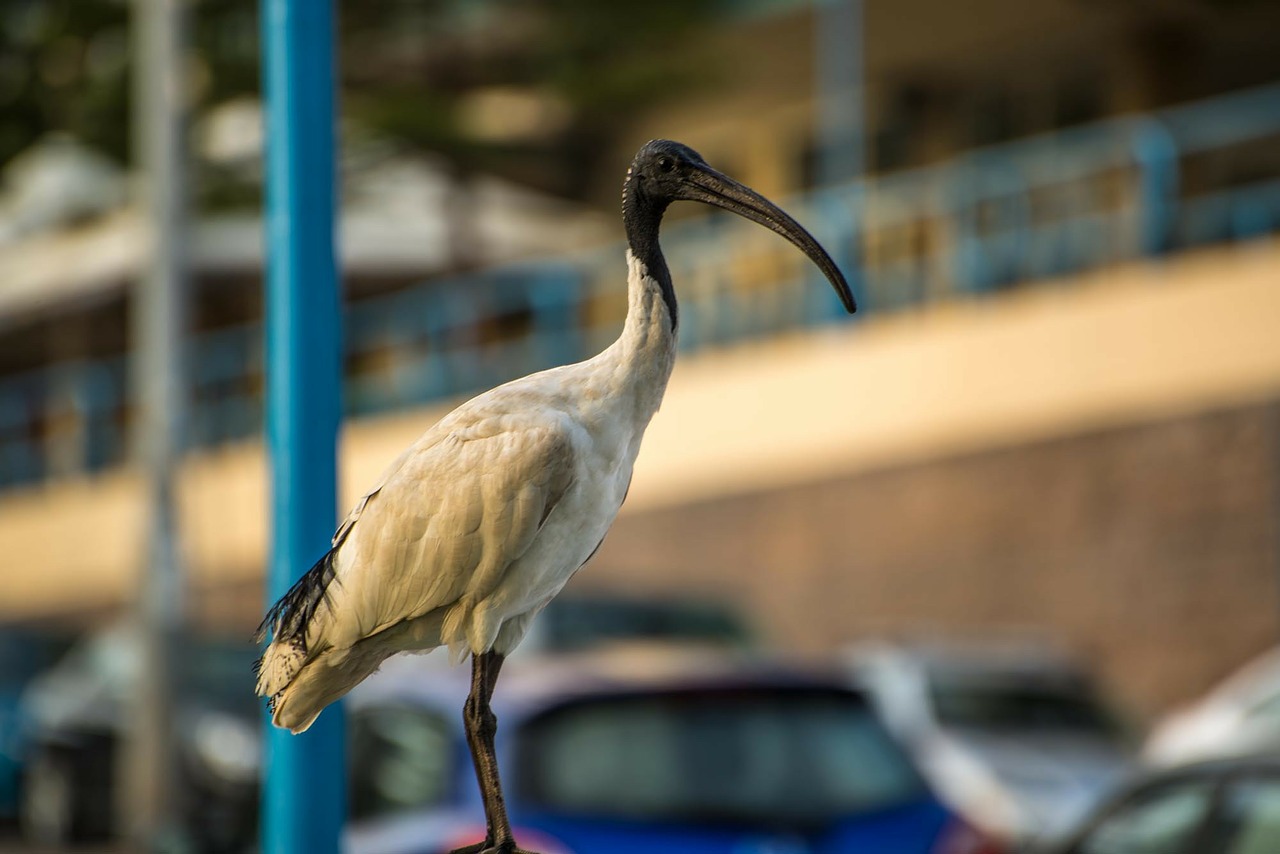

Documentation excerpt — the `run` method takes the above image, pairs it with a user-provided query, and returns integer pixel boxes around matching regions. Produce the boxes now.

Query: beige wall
[628,240,1280,511]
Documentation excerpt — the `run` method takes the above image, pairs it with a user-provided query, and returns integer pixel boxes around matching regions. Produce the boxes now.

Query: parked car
[17,622,260,850]
[346,647,1004,854]
[1145,646,1280,767]
[0,626,73,823]
[845,641,1133,847]
[1035,756,1280,854]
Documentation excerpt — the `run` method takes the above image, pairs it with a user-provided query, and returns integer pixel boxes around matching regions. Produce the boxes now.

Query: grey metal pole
[812,0,867,315]
[814,0,865,187]
[127,0,188,848]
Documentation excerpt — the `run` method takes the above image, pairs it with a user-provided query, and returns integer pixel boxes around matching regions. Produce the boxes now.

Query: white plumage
[256,250,676,733]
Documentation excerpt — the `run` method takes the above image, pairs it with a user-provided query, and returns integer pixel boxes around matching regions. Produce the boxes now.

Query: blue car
[344,649,1004,854]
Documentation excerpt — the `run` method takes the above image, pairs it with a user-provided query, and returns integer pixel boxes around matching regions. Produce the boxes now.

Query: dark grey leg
[449,652,541,854]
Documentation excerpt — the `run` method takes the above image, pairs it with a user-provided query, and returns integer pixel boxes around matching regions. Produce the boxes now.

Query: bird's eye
[657,156,675,173]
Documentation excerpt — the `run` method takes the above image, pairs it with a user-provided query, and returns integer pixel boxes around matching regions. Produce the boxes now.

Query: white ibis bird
[254,139,855,854]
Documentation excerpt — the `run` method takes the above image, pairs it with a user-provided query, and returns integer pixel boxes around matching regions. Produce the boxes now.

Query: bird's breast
[509,444,633,591]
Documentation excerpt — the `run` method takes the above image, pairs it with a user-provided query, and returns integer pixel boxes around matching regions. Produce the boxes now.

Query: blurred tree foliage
[341,0,722,195]
[0,0,720,204]
[0,1,133,169]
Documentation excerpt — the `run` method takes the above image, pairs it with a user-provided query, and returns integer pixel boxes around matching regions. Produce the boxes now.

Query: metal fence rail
[2,82,1280,489]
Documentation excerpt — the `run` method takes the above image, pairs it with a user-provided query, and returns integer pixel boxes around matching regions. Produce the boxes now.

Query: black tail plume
[253,547,341,651]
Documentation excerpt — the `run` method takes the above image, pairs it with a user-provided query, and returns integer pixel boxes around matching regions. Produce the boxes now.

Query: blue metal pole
[1132,119,1178,258]
[261,1,345,853]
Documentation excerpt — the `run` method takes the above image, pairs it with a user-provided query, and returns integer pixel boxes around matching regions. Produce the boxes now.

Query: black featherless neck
[621,169,678,331]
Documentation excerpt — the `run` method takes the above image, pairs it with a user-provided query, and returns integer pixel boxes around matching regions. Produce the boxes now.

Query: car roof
[1046,754,1280,854]
[1132,754,1280,782]
[350,645,863,720]
[846,639,1093,684]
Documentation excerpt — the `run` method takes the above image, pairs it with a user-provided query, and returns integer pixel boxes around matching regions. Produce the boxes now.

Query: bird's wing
[295,412,579,654]
[252,438,430,650]
[330,441,419,548]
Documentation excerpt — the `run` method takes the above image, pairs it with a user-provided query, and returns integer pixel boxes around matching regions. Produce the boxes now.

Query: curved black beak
[676,164,857,313]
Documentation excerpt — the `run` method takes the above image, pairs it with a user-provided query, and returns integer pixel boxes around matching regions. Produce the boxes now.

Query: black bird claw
[448,844,542,854]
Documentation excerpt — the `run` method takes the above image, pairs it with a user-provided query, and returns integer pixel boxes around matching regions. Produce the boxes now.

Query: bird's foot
[447,838,541,854]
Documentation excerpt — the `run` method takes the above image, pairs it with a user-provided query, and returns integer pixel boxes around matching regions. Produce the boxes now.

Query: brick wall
[588,401,1280,720]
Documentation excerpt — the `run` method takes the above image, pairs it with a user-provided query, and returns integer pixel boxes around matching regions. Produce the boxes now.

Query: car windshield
[179,638,261,713]
[516,688,927,826]
[51,628,260,714]
[0,630,72,690]
[539,598,753,652]
[930,677,1119,736]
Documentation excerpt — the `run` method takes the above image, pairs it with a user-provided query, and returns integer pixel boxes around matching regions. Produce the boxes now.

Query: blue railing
[3,82,1280,489]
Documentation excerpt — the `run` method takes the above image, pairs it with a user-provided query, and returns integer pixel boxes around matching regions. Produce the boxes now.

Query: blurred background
[1,0,1280,852]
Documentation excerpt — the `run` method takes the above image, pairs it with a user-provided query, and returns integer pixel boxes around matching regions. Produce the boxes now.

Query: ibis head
[623,139,857,314]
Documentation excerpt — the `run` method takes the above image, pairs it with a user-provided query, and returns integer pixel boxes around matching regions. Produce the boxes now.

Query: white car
[845,641,1134,847]
[1145,645,1280,767]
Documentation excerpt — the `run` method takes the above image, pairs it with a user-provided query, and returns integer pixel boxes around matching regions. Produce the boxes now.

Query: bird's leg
[464,651,509,848]
[450,651,541,854]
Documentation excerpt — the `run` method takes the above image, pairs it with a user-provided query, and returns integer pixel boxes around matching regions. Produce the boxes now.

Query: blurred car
[845,641,1133,846]
[1035,755,1280,854]
[17,622,260,850]
[1145,646,1280,767]
[515,593,754,655]
[346,647,1004,854]
[0,626,73,823]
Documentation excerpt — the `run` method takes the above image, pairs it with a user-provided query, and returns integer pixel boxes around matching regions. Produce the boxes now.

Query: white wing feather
[316,414,575,650]
[254,404,577,728]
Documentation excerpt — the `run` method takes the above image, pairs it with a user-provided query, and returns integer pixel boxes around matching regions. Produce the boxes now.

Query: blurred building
[0,0,1279,722]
